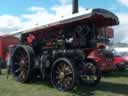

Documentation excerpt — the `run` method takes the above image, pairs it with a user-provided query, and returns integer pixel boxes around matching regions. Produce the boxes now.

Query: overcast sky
[0,0,128,43]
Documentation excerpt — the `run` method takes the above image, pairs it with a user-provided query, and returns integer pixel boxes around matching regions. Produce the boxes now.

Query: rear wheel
[80,60,101,86]
[12,45,35,83]
[51,58,77,91]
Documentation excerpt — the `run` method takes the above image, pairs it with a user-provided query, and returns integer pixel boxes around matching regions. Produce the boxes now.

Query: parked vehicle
[113,50,127,70]
[114,48,128,63]
[120,53,128,68]
[87,49,116,72]
[0,35,19,68]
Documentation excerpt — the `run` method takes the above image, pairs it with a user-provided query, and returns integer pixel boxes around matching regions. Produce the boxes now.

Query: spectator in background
[27,34,36,45]
[27,34,40,54]
[6,45,16,79]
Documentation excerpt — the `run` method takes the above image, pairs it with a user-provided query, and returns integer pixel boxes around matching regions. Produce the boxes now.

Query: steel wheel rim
[12,47,30,81]
[52,61,74,90]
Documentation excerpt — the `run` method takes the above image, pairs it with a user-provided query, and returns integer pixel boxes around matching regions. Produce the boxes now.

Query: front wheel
[80,60,101,86]
[51,58,77,91]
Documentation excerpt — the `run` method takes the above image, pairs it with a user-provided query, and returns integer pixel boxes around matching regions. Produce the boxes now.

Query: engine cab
[20,9,119,51]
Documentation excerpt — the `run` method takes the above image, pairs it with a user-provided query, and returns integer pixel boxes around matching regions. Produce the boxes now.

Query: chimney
[72,0,78,14]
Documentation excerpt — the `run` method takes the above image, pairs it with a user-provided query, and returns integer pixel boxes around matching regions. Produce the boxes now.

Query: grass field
[0,69,128,96]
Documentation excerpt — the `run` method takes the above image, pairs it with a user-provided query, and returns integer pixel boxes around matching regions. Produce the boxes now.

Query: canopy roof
[12,8,119,35]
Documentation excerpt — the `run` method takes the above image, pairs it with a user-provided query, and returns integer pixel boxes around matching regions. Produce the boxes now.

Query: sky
[0,0,128,43]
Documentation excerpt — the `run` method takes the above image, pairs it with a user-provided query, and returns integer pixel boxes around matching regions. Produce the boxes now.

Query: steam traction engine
[11,8,119,91]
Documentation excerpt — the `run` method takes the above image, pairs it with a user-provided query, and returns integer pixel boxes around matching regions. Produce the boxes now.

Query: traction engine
[11,0,119,91]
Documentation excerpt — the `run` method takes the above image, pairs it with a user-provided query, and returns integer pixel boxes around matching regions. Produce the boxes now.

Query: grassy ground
[0,69,128,96]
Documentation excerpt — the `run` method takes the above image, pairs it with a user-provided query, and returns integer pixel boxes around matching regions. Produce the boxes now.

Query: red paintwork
[112,50,128,69]
[27,34,36,44]
[113,56,125,65]
[86,49,116,71]
[122,56,128,63]
[0,35,19,61]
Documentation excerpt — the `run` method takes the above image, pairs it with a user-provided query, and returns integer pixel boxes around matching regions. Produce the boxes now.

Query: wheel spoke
[65,67,73,77]
[15,68,22,73]
[64,76,72,86]
[62,63,66,72]
[65,72,72,77]
[18,70,25,79]
[63,79,68,88]
[18,69,28,80]
[56,66,61,73]
[22,70,27,80]
[58,63,64,71]
[64,77,71,86]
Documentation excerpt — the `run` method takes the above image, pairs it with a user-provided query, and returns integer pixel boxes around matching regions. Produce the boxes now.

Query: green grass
[0,69,128,96]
